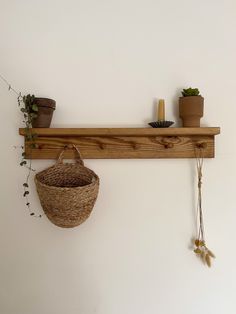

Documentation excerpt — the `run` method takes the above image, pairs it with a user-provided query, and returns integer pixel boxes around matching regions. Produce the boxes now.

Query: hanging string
[193,147,215,267]
[196,148,205,242]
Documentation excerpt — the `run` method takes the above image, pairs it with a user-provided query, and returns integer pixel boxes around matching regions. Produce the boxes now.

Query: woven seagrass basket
[35,146,99,228]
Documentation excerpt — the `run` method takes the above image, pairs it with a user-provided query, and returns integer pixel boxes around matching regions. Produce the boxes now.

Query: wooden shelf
[19,127,220,159]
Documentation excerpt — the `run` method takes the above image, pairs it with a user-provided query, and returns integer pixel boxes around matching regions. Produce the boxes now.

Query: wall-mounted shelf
[19,127,220,159]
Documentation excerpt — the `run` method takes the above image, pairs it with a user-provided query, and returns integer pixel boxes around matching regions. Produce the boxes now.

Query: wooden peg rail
[19,127,220,159]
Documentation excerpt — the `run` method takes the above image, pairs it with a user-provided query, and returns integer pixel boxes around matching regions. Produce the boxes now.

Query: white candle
[157,99,165,121]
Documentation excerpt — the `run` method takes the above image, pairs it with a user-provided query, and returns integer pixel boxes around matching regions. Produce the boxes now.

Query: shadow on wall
[172,87,184,127]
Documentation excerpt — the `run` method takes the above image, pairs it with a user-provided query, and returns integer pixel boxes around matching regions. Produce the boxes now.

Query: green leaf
[30,113,37,119]
[32,104,38,112]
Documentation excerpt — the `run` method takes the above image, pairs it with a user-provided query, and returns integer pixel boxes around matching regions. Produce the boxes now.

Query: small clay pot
[32,98,56,128]
[179,96,204,127]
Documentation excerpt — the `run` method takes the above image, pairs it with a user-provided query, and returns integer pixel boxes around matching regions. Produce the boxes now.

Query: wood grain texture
[19,127,220,159]
[19,127,220,137]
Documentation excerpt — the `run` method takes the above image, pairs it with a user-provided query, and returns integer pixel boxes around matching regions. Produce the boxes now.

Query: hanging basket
[34,146,99,228]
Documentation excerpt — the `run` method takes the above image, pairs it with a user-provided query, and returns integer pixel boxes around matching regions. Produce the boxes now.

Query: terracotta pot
[179,96,204,127]
[32,98,56,128]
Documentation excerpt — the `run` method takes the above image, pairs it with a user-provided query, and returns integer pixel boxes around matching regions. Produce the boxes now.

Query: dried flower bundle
[193,239,215,267]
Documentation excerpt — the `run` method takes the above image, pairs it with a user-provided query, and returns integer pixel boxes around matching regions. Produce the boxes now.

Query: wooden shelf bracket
[19,127,220,159]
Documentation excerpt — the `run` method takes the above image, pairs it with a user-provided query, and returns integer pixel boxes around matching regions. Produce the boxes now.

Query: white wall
[1,1,236,313]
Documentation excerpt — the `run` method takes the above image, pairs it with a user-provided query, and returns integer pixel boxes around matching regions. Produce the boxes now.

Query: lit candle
[157,99,165,121]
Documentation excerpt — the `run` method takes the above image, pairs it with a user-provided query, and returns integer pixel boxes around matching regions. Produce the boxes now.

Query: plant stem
[0,73,21,96]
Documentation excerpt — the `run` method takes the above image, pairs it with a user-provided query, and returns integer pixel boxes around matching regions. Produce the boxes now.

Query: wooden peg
[196,142,207,149]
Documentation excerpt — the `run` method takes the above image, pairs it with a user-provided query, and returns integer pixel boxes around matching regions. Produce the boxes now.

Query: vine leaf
[32,104,38,112]
[23,191,29,197]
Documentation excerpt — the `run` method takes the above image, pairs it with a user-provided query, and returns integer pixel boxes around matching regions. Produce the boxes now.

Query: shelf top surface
[19,127,220,137]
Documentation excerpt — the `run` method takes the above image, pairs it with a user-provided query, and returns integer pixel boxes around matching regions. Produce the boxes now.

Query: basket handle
[57,145,84,166]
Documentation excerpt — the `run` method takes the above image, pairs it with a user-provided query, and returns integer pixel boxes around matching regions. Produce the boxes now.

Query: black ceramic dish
[148,121,174,128]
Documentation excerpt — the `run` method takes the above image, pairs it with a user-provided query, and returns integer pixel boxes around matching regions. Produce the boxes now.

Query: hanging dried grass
[193,148,215,267]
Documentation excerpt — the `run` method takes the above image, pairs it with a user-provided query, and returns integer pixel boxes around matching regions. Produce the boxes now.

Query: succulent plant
[181,87,201,97]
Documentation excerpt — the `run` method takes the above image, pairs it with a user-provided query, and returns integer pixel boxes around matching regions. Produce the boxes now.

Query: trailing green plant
[181,87,201,97]
[0,74,42,217]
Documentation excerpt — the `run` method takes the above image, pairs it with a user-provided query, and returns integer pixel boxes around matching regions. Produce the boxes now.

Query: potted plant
[19,95,55,216]
[179,87,204,127]
[31,97,56,127]
[0,74,56,128]
[21,95,56,128]
[0,74,56,216]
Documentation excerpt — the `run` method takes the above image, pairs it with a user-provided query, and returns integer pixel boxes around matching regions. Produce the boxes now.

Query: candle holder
[148,120,174,128]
